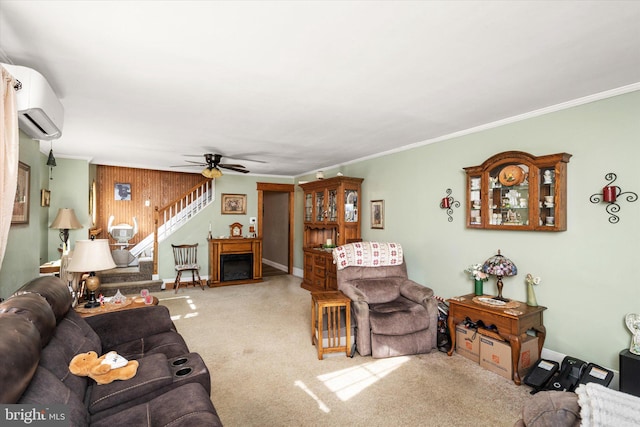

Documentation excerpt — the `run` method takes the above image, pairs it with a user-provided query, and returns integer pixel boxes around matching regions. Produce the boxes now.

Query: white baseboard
[262,258,288,272]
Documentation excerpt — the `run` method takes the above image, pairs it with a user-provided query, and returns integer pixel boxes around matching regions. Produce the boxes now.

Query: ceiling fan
[174,153,252,178]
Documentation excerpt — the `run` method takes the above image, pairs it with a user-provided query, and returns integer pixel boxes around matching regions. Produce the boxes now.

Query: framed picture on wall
[371,200,384,229]
[221,193,247,214]
[12,162,30,224]
[41,189,51,207]
[115,183,131,200]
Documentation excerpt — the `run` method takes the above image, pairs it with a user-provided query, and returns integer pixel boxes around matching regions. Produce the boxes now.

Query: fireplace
[207,238,262,286]
[221,253,253,282]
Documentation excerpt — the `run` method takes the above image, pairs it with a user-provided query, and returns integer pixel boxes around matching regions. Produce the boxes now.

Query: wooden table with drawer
[447,294,546,385]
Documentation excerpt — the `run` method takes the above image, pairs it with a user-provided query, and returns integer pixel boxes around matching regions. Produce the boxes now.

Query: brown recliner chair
[335,242,438,358]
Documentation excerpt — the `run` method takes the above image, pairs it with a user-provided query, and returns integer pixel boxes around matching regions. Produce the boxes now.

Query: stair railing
[152,179,214,274]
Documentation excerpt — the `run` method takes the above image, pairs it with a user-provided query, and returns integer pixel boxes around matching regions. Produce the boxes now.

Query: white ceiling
[1,1,639,177]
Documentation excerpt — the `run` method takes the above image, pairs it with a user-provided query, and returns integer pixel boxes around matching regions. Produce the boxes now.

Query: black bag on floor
[436,300,451,353]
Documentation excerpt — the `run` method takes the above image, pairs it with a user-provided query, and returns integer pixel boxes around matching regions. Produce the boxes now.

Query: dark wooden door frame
[256,183,295,274]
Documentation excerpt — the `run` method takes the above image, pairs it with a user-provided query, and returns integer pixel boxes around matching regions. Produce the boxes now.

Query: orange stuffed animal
[69,351,139,385]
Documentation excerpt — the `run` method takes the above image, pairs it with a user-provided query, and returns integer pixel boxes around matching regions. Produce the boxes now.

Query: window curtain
[0,66,20,268]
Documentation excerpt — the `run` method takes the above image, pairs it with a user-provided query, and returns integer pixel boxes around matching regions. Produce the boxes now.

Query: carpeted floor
[153,275,531,426]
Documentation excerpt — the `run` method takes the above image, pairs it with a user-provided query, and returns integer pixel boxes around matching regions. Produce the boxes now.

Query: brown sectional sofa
[0,276,222,426]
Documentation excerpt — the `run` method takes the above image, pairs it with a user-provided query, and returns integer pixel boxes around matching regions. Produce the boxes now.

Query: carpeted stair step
[100,279,164,297]
[98,258,154,284]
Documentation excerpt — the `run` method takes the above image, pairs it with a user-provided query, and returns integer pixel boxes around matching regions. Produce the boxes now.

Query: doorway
[257,183,294,275]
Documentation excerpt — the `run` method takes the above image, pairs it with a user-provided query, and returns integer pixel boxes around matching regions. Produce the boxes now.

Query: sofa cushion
[39,310,102,399]
[13,276,72,323]
[350,278,401,304]
[0,314,41,403]
[109,330,189,360]
[88,353,173,415]
[90,383,222,427]
[369,296,430,335]
[0,292,56,347]
[18,366,90,426]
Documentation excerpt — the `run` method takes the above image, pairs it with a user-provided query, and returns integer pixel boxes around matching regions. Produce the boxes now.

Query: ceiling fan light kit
[202,167,223,179]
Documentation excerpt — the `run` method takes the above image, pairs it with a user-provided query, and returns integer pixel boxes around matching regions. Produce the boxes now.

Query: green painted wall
[46,158,90,260]
[0,134,47,298]
[294,90,640,370]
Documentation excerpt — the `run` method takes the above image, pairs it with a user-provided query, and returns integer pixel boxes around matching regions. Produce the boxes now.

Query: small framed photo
[221,193,247,215]
[115,183,131,200]
[12,162,30,224]
[41,189,51,207]
[371,200,384,229]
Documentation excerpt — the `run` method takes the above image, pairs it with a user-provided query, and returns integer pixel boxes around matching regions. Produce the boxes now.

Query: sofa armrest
[85,306,177,350]
[338,281,367,303]
[399,279,434,304]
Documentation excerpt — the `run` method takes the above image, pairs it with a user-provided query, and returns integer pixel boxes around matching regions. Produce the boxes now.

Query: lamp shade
[49,208,83,230]
[482,250,517,277]
[67,239,116,273]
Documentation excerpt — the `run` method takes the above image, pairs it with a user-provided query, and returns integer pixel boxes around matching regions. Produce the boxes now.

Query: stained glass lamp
[482,249,517,302]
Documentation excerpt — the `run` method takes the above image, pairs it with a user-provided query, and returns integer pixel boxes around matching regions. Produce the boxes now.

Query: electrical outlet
[249,217,257,224]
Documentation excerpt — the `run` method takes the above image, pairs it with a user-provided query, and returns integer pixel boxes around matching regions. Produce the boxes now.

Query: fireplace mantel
[207,238,262,287]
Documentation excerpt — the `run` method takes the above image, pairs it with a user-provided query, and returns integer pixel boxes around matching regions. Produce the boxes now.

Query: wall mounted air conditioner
[1,63,64,140]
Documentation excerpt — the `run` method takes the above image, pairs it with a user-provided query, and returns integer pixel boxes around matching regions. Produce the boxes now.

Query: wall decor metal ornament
[589,173,638,224]
[440,188,460,222]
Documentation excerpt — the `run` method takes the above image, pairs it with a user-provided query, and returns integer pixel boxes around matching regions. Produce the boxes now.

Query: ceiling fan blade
[170,163,204,168]
[224,156,267,164]
[219,165,250,173]
[184,160,207,165]
[218,163,247,169]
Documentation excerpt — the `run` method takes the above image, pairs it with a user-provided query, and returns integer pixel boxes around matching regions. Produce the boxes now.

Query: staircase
[97,179,215,295]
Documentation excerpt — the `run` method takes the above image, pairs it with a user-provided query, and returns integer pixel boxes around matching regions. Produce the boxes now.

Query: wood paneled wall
[95,166,206,247]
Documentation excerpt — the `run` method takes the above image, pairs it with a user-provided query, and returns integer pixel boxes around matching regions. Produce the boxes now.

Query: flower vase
[526,283,538,307]
[474,279,484,296]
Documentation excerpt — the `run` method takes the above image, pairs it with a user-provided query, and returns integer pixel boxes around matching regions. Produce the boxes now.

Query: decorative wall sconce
[589,173,638,224]
[440,188,460,222]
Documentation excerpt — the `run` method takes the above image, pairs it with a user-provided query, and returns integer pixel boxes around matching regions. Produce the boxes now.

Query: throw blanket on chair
[332,242,403,270]
[576,382,640,427]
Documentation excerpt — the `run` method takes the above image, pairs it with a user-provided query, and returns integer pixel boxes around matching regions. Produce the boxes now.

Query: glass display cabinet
[464,151,571,231]
[299,176,364,291]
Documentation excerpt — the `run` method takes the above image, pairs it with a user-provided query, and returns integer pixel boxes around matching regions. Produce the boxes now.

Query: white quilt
[576,382,640,427]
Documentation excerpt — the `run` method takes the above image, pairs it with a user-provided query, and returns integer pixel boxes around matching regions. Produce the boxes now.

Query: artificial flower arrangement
[464,263,488,281]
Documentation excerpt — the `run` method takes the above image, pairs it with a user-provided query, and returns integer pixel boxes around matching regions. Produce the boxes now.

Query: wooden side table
[74,296,159,318]
[447,294,546,385]
[311,291,351,360]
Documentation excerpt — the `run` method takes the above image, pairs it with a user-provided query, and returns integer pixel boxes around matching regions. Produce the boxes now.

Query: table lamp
[67,238,116,308]
[482,249,517,302]
[50,208,83,253]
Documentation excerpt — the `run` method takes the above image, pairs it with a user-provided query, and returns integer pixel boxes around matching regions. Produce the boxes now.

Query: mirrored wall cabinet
[464,151,572,231]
